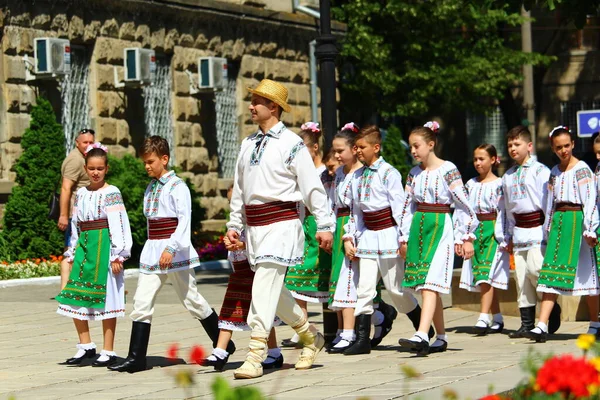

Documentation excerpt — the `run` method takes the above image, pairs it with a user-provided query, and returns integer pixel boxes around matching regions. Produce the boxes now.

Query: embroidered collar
[157,170,176,185]
[519,157,534,169]
[254,121,286,140]
[367,157,385,171]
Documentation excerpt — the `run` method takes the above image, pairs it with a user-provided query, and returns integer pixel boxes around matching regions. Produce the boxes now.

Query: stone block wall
[0,0,339,228]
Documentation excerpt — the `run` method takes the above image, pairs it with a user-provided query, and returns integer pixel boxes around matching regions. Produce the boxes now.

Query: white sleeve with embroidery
[543,173,555,238]
[577,166,599,238]
[538,166,551,240]
[165,182,193,255]
[385,168,406,239]
[105,190,133,262]
[226,142,247,234]
[64,191,80,262]
[445,167,478,244]
[399,172,417,243]
[343,171,365,245]
[499,176,515,249]
[494,184,507,245]
[288,143,334,232]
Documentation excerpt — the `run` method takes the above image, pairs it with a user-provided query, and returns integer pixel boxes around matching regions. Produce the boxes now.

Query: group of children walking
[55,78,600,381]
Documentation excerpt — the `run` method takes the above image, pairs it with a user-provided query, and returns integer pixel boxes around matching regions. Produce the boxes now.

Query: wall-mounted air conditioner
[198,57,228,90]
[115,48,155,88]
[24,38,71,81]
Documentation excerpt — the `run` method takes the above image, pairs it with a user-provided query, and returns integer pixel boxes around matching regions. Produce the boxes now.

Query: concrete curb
[0,260,231,288]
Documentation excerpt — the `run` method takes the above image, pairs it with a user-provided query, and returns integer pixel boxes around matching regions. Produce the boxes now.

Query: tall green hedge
[1,98,65,260]
[381,125,413,183]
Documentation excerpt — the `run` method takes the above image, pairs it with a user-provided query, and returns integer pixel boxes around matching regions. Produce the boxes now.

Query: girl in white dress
[526,126,599,342]
[398,122,478,355]
[56,143,132,367]
[459,144,510,335]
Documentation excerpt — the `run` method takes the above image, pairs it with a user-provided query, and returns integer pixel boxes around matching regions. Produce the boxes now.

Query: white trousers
[247,262,305,338]
[514,247,544,308]
[130,269,213,323]
[355,257,418,316]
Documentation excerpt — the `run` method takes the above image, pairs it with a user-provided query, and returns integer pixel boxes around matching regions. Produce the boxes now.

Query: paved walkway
[0,271,589,400]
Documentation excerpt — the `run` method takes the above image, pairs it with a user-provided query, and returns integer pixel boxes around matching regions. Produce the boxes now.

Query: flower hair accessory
[494,157,501,166]
[301,121,320,133]
[424,121,440,132]
[85,142,108,156]
[549,125,569,137]
[342,122,359,133]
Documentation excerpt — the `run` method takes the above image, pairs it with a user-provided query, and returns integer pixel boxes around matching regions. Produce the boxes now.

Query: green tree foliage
[381,125,413,183]
[502,0,600,28]
[1,98,65,260]
[333,0,554,119]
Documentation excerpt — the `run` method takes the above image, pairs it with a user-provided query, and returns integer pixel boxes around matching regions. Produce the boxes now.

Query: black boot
[108,321,151,373]
[371,300,398,347]
[548,303,561,334]
[406,305,435,339]
[343,314,371,355]
[508,306,536,339]
[200,310,236,355]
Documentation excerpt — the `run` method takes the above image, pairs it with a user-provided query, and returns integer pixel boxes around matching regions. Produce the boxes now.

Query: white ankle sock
[432,334,447,347]
[267,347,281,359]
[410,331,429,342]
[372,310,385,325]
[213,347,229,360]
[333,339,351,348]
[492,313,503,323]
[340,329,355,342]
[373,326,383,339]
[587,321,600,334]
[96,349,116,362]
[72,342,96,359]
[533,322,548,333]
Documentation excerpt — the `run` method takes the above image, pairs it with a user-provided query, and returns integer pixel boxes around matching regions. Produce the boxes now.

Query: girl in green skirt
[56,144,132,367]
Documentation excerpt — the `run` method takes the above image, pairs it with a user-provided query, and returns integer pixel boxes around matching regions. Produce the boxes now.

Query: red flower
[480,395,503,400]
[189,345,205,365]
[166,343,179,362]
[536,354,600,397]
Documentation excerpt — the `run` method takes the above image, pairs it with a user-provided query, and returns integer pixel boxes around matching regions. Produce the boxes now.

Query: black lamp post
[315,0,338,155]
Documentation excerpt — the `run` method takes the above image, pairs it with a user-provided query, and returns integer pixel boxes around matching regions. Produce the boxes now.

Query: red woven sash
[476,212,497,221]
[148,218,178,239]
[363,207,396,231]
[416,203,451,213]
[79,219,109,232]
[555,202,582,212]
[232,260,252,272]
[336,207,350,218]
[514,210,544,228]
[245,201,299,227]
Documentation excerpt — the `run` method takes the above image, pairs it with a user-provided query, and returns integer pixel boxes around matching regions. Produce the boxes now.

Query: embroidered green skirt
[286,214,331,303]
[470,219,498,283]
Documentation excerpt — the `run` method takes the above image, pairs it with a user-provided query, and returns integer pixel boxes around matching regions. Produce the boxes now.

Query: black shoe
[429,339,448,354]
[398,337,429,356]
[92,355,117,367]
[508,307,535,339]
[281,338,302,348]
[261,354,283,369]
[473,320,491,336]
[523,328,547,343]
[325,339,339,352]
[60,348,96,365]
[344,314,371,355]
[108,321,151,373]
[328,341,354,354]
[200,311,236,356]
[201,355,229,372]
[548,303,561,334]
[406,305,435,339]
[489,322,504,334]
[371,301,398,348]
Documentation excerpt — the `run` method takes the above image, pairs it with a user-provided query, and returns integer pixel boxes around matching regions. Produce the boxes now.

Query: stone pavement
[0,271,589,400]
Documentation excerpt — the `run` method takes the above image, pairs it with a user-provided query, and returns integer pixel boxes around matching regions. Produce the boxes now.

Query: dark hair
[409,126,437,144]
[593,131,600,145]
[507,125,532,143]
[85,147,108,165]
[77,128,95,137]
[356,125,382,145]
[475,143,498,159]
[142,135,170,158]
[298,129,322,149]
[549,126,574,142]
[334,123,360,147]
[323,148,335,162]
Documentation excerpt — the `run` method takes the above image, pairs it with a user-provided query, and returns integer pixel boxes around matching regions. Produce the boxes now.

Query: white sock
[373,326,383,339]
[340,329,355,342]
[492,313,503,323]
[476,313,490,327]
[213,347,229,360]
[372,310,385,325]
[72,342,96,359]
[96,349,116,362]
[267,347,281,359]
[410,331,428,342]
[290,333,300,343]
[432,334,447,347]
[331,329,343,345]
[333,339,351,348]
[532,322,548,333]
[587,321,600,334]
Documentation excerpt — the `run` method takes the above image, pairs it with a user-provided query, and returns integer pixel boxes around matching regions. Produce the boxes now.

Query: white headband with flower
[549,125,569,137]
[301,121,320,133]
[85,142,108,156]
[342,122,359,133]
[424,121,440,133]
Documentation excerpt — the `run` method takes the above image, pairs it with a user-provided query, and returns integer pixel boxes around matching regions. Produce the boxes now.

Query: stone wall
[0,0,338,229]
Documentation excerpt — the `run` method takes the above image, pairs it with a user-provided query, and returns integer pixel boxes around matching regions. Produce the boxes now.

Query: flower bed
[0,256,62,280]
[194,232,227,262]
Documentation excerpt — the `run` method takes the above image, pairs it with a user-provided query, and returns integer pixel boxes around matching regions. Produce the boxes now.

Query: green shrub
[381,125,413,183]
[0,98,65,260]
[106,155,205,261]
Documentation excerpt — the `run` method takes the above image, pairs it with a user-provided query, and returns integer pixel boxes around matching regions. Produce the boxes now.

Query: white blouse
[465,177,506,244]
[399,161,478,244]
[65,185,132,262]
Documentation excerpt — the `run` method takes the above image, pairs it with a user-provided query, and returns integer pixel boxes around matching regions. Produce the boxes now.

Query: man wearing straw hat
[226,79,334,379]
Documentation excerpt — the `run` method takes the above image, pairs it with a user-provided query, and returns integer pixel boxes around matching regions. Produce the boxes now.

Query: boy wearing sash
[110,136,230,373]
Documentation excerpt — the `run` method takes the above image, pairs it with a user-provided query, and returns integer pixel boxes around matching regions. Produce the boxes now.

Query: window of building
[466,106,508,159]
[61,45,91,154]
[214,63,240,179]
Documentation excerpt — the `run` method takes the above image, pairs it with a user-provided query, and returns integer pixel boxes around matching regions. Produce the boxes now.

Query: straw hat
[247,79,291,113]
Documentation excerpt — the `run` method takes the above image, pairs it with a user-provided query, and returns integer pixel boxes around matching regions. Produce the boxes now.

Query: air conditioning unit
[124,48,156,84]
[198,57,228,90]
[34,38,71,76]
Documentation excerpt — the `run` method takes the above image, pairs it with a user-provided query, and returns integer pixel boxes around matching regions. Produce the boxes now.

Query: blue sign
[576,110,600,137]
